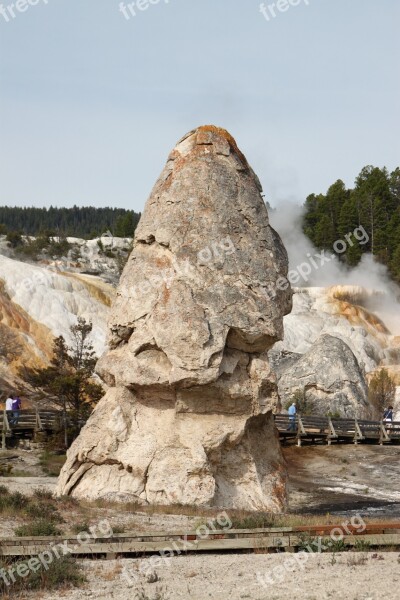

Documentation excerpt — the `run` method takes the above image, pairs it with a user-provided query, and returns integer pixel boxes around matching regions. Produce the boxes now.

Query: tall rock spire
[56,126,292,510]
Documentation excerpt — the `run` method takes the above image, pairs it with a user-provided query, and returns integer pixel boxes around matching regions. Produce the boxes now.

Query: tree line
[303,166,400,281]
[0,206,141,238]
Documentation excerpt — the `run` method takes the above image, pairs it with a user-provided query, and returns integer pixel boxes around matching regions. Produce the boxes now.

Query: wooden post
[327,417,336,446]
[1,410,4,449]
[35,408,43,432]
[296,415,305,447]
[379,420,390,445]
[2,409,10,450]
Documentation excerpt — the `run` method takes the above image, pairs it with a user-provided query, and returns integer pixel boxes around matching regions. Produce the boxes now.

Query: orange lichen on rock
[197,125,249,167]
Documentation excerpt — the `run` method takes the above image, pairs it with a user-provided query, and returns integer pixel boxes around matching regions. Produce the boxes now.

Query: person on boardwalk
[5,394,14,426]
[11,395,21,427]
[383,405,394,429]
[287,402,297,432]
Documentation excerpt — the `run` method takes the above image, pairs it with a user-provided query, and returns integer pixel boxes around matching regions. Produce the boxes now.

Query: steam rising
[269,200,400,335]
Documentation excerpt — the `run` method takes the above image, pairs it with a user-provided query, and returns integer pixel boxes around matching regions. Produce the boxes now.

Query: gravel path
[0,476,56,495]
[30,552,400,600]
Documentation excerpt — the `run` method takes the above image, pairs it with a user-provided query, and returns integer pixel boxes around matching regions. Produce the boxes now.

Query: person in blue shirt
[10,396,21,427]
[287,402,297,432]
[383,405,394,430]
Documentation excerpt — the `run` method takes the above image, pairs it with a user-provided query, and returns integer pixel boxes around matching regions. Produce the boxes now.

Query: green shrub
[229,512,277,529]
[354,539,371,552]
[71,521,91,534]
[329,539,346,553]
[297,533,316,553]
[14,520,62,537]
[48,238,71,258]
[39,451,66,476]
[284,388,313,416]
[0,556,85,595]
[25,500,63,523]
[33,488,54,501]
[0,490,25,512]
[111,524,126,535]
[57,495,79,508]
[0,463,12,477]
[0,487,62,524]
[6,230,23,248]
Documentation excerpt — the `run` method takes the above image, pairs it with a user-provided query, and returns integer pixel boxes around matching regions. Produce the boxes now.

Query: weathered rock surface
[272,286,390,374]
[56,125,292,510]
[273,334,370,418]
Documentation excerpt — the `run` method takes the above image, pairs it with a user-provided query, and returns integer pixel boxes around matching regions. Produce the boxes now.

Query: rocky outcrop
[274,334,370,418]
[0,255,113,358]
[56,125,292,511]
[272,287,390,374]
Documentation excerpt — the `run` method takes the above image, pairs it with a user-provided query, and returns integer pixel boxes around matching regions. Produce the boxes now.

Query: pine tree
[22,318,103,447]
[303,164,400,275]
[368,369,396,416]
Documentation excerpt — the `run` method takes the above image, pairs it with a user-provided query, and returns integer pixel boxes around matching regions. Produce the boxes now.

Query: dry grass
[0,556,85,597]
[99,563,123,581]
[186,571,198,578]
[90,499,218,518]
[77,499,400,531]
[39,452,66,477]
[347,553,369,566]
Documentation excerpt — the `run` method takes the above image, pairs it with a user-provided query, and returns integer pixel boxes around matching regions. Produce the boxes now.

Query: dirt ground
[2,444,400,599]
[3,443,400,516]
[29,552,400,600]
[283,443,400,515]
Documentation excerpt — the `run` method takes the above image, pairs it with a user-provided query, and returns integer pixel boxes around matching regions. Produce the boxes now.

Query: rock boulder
[274,334,370,418]
[56,126,292,510]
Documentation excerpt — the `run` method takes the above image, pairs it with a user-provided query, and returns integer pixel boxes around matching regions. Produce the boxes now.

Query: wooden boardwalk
[2,523,400,557]
[275,413,400,446]
[1,409,61,448]
[3,410,400,449]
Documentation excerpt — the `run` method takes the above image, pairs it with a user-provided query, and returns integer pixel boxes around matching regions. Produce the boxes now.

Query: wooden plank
[289,533,400,548]
[2,524,400,545]
[3,533,400,557]
[0,527,296,546]
[0,536,290,556]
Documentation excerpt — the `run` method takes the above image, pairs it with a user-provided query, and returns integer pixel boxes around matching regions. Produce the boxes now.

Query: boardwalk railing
[2,523,400,557]
[3,410,399,449]
[275,413,400,446]
[0,409,61,448]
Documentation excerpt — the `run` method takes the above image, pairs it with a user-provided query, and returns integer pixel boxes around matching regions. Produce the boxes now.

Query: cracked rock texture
[56,125,292,510]
[272,334,370,418]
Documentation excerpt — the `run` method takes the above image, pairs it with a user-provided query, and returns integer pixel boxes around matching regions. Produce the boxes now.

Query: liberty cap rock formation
[56,126,293,510]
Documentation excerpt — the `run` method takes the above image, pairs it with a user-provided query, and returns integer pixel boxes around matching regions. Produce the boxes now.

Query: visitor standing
[5,394,14,426]
[11,395,21,426]
[287,402,297,432]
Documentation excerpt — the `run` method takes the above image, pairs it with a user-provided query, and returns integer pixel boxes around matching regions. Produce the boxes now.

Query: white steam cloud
[269,200,400,335]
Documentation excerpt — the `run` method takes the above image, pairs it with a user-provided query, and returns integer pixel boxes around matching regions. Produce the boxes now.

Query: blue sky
[0,0,399,212]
